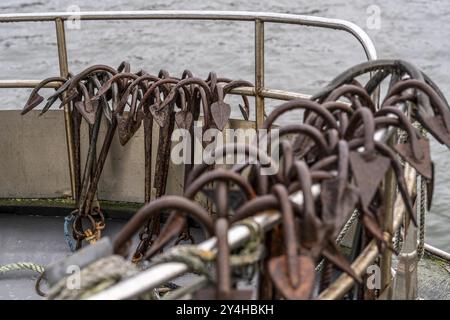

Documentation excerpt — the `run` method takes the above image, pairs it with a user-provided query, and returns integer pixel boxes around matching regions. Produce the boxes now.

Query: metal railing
[0,10,377,200]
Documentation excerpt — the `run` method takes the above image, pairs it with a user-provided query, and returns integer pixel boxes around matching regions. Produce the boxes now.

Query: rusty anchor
[344,108,392,213]
[268,184,315,300]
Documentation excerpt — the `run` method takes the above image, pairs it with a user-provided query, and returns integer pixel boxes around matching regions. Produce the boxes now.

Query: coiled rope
[0,262,46,296]
[0,262,44,274]
[46,255,140,300]
[150,218,265,282]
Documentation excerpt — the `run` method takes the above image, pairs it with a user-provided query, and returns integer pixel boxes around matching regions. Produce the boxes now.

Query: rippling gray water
[0,0,449,251]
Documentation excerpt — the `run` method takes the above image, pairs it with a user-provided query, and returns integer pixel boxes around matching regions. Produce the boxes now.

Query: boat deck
[1,213,449,300]
[0,213,207,299]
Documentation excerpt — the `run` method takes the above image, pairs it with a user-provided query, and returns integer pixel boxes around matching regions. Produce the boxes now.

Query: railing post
[392,103,419,300]
[379,134,397,299]
[55,18,77,200]
[255,19,265,129]
[391,176,419,299]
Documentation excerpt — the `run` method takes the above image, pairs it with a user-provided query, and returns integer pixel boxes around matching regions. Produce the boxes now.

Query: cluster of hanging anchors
[22,62,252,251]
[23,59,450,299]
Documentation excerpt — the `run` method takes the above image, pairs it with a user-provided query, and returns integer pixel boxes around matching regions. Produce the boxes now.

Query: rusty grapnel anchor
[22,63,123,250]
[25,58,450,299]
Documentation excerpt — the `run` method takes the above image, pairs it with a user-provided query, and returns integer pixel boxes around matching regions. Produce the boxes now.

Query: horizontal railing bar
[0,80,60,89]
[424,243,450,261]
[0,80,311,100]
[231,87,312,101]
[0,11,376,61]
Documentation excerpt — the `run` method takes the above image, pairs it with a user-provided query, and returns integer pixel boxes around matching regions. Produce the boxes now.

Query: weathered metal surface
[0,110,72,198]
[0,110,184,201]
[0,110,254,203]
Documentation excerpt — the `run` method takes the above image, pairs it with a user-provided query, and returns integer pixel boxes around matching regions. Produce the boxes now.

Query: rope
[39,219,266,300]
[0,262,46,297]
[231,219,265,267]
[393,228,403,253]
[64,214,77,252]
[316,210,360,272]
[336,210,360,245]
[150,246,216,280]
[0,262,44,274]
[46,255,140,300]
[417,173,427,259]
[150,218,265,282]
[230,219,265,281]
